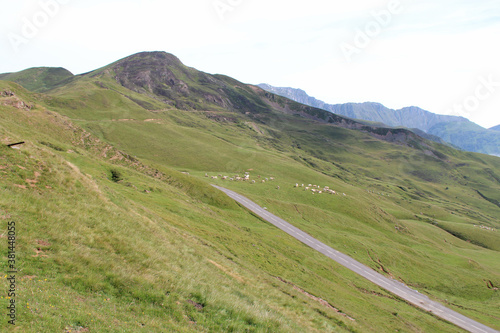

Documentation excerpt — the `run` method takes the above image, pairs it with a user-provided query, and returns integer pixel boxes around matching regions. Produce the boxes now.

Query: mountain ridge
[1,52,438,151]
[258,83,500,156]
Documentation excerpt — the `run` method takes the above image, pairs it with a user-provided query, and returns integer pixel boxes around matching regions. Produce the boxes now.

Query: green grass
[0,63,499,333]
[0,119,348,332]
[0,67,73,92]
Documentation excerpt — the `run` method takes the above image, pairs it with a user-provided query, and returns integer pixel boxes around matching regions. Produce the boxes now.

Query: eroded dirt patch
[207,259,245,283]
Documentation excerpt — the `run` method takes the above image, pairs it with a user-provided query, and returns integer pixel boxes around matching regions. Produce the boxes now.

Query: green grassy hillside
[0,82,466,333]
[1,50,499,332]
[0,67,74,93]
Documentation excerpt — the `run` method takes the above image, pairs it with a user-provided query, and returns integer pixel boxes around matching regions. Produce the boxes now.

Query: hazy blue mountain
[258,84,500,156]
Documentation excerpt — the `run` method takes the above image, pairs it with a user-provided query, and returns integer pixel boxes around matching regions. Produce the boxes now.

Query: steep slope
[258,84,500,156]
[1,82,366,332]
[0,79,478,333]
[2,52,500,332]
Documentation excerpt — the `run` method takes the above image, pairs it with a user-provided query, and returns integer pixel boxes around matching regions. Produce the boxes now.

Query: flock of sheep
[206,172,275,184]
[473,225,496,232]
[206,172,346,196]
[293,183,346,196]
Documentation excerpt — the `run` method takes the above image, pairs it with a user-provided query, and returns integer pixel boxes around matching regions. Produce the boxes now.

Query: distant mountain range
[258,84,500,157]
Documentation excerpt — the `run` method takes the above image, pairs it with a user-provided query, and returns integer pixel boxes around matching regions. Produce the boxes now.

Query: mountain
[0,67,73,92]
[258,84,500,156]
[1,51,499,332]
[491,124,500,131]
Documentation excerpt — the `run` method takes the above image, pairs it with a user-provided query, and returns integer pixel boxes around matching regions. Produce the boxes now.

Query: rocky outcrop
[0,90,33,111]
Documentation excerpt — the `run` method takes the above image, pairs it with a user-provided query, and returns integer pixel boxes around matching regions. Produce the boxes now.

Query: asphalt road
[212,185,499,333]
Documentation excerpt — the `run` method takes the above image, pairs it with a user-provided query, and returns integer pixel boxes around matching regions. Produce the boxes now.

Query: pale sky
[1,0,499,128]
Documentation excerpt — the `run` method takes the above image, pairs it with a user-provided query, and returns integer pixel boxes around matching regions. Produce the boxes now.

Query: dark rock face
[113,52,190,99]
[108,52,240,111]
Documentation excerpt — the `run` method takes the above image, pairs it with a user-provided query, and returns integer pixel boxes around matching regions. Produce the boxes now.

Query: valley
[0,51,499,332]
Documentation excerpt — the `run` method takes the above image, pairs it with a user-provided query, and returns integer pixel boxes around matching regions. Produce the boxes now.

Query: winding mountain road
[212,185,499,333]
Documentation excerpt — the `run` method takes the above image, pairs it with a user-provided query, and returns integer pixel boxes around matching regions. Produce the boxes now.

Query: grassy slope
[1,68,499,333]
[1,81,357,332]
[76,70,500,323]
[0,67,74,93]
[1,81,471,333]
